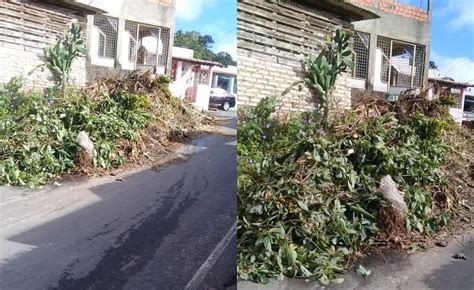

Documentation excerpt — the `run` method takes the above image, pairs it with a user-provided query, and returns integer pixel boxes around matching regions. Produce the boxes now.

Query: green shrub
[0,78,157,187]
[237,96,455,284]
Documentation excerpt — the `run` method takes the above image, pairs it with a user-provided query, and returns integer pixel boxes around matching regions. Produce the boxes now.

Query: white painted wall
[193,84,211,111]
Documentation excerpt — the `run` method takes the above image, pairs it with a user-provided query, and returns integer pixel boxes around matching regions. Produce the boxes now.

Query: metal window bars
[124,21,139,63]
[93,15,118,59]
[413,45,426,88]
[158,27,170,68]
[376,36,391,84]
[353,31,370,80]
[124,20,170,73]
[376,36,426,89]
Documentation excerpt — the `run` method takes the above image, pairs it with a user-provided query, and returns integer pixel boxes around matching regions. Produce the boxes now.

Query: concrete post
[366,32,377,92]
[115,16,125,70]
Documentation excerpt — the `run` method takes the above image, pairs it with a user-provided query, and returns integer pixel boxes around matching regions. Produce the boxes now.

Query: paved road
[0,113,237,290]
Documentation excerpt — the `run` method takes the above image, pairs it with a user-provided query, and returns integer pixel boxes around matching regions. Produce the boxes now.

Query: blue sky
[175,0,473,82]
[429,0,474,82]
[175,0,237,58]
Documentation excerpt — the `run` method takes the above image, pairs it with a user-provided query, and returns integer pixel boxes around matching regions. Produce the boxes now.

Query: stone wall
[0,1,86,88]
[0,43,85,89]
[237,0,353,112]
[238,53,352,111]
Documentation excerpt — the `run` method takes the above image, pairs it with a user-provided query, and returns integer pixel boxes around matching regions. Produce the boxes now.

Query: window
[353,31,370,80]
[124,21,139,63]
[124,20,171,72]
[158,27,170,68]
[376,36,425,89]
[413,45,426,87]
[217,75,232,93]
[93,15,118,59]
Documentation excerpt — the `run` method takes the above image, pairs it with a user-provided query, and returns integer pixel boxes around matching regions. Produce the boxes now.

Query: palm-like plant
[44,22,86,96]
[303,29,353,128]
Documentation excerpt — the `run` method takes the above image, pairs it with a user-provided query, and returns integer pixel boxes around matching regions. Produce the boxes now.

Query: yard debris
[435,240,448,247]
[237,93,473,285]
[76,131,94,157]
[356,265,372,279]
[379,176,408,217]
[0,71,212,187]
[453,253,467,260]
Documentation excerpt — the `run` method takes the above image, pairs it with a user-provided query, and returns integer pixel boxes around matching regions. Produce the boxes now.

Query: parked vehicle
[209,87,236,111]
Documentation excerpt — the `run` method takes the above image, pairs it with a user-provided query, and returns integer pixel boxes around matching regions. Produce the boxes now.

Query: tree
[212,51,237,66]
[429,61,438,70]
[174,30,237,66]
[174,30,215,60]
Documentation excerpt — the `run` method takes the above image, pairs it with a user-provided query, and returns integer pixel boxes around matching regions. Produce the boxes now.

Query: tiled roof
[172,57,223,67]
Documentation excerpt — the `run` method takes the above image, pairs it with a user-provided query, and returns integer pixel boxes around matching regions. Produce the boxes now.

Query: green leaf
[356,265,371,278]
[297,200,309,211]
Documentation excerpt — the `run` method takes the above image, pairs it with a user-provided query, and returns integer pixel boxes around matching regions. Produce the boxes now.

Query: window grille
[353,31,370,79]
[196,69,209,85]
[93,15,118,59]
[376,36,426,89]
[124,21,170,72]
[137,27,160,68]
[376,36,391,84]
[413,45,425,88]
[158,27,170,69]
[125,21,139,63]
[390,43,414,87]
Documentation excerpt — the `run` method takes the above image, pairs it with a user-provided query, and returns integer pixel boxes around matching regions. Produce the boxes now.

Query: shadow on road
[1,133,237,290]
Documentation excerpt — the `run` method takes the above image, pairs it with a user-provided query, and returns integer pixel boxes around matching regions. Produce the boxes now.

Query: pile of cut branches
[0,72,209,187]
[237,93,473,284]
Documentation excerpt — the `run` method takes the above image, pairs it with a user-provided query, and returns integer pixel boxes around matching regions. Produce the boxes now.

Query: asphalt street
[0,111,237,290]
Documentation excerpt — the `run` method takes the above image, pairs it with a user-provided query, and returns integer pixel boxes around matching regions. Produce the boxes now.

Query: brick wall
[238,54,314,111]
[0,1,86,88]
[238,53,352,111]
[0,43,86,89]
[350,0,429,22]
[237,0,353,112]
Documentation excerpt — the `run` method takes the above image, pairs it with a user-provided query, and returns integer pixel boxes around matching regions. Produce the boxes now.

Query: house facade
[237,0,378,111]
[349,0,433,100]
[0,0,100,88]
[0,0,175,88]
[79,0,175,81]
[169,47,222,111]
[237,0,434,111]
[427,78,473,124]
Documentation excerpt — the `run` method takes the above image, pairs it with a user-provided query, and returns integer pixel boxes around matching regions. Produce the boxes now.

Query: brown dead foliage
[377,206,410,247]
[82,70,214,170]
[350,89,457,126]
